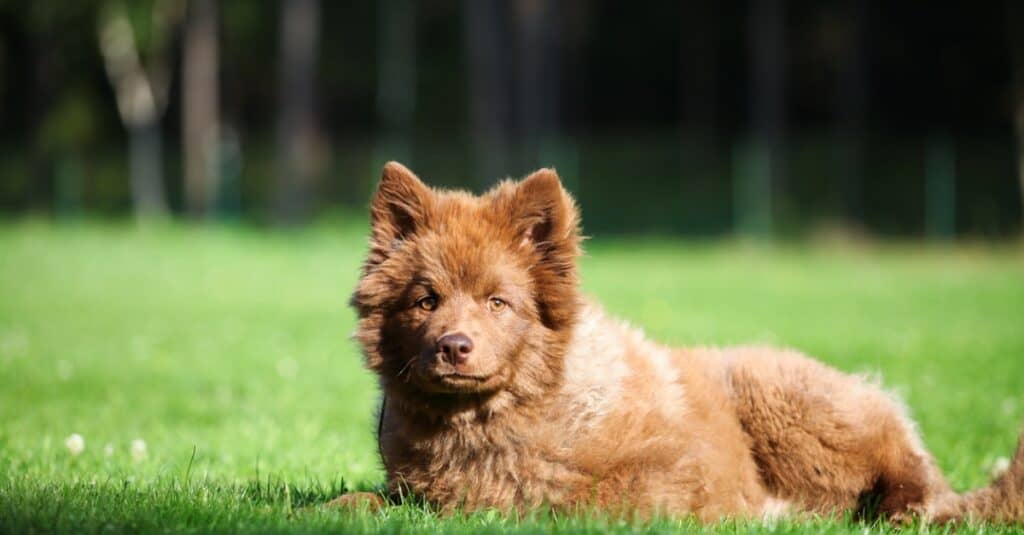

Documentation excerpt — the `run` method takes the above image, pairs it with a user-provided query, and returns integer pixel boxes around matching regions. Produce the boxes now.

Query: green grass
[1,221,1023,534]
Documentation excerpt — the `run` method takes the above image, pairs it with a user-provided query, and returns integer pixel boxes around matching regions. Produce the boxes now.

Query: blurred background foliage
[0,0,1022,238]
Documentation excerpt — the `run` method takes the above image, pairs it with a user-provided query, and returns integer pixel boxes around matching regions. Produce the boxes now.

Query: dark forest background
[1,1,1023,237]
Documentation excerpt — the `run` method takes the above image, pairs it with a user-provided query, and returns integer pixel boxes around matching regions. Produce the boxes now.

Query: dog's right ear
[368,162,432,262]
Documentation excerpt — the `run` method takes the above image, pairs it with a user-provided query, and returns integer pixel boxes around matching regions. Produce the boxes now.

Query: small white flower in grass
[991,456,1011,478]
[130,439,147,461]
[65,433,85,456]
[104,443,115,457]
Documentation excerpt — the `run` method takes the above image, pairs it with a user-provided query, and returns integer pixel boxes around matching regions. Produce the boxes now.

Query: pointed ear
[509,168,582,330]
[368,161,433,261]
[511,168,580,254]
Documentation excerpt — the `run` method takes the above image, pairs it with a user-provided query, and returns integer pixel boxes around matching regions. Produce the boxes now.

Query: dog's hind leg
[714,346,956,520]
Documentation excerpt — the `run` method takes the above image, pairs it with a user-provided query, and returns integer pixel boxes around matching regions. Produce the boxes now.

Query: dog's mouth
[437,372,489,382]
[419,368,505,393]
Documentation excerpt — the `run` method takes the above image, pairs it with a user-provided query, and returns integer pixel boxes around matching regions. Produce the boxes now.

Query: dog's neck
[383,387,511,426]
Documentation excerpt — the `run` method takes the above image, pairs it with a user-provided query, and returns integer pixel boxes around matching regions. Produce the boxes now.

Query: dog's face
[351,163,581,408]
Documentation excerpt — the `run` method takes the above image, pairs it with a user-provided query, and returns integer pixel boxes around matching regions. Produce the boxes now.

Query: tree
[738,0,786,238]
[375,0,416,170]
[464,0,511,185]
[514,0,558,172]
[835,0,867,228]
[679,2,720,142]
[98,0,183,219]
[274,0,321,225]
[181,0,219,218]
[1008,0,1024,232]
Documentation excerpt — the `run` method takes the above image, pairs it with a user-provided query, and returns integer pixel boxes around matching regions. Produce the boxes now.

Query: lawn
[1,221,1023,534]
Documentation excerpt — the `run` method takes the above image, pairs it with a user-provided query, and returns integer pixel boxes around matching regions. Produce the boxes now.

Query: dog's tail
[933,430,1024,524]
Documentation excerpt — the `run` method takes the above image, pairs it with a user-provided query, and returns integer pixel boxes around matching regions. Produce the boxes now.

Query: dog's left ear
[510,168,582,329]
[512,168,581,254]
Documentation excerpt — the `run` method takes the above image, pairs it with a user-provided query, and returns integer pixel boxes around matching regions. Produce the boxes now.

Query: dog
[333,161,1024,524]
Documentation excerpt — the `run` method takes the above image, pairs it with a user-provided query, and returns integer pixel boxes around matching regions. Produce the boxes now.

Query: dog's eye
[487,297,507,313]
[416,295,438,311]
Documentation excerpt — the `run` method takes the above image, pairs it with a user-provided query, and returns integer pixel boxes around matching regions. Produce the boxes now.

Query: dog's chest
[381,415,583,511]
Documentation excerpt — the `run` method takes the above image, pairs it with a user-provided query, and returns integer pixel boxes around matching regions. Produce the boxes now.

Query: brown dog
[334,162,1024,524]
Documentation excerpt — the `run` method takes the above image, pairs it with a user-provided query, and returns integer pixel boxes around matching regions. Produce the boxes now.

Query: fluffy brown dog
[335,161,1024,524]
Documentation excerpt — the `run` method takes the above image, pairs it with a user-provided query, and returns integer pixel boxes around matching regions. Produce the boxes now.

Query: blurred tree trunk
[98,1,183,220]
[28,34,55,212]
[836,0,867,228]
[679,1,721,218]
[129,123,165,215]
[554,0,587,194]
[182,0,219,219]
[274,0,320,225]
[679,2,719,141]
[1008,0,1024,232]
[375,0,416,169]
[739,0,786,238]
[514,0,558,172]
[464,0,511,185]
[925,131,956,239]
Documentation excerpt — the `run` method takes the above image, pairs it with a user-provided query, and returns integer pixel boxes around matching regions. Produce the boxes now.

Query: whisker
[397,356,417,379]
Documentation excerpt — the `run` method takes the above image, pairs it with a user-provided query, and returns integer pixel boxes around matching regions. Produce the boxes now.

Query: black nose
[437,332,474,365]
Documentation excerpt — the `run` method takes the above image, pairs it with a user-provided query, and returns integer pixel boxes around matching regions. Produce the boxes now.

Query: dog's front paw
[325,492,387,512]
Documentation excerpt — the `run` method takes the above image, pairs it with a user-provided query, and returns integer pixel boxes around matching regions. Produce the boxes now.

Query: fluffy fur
[334,162,1024,524]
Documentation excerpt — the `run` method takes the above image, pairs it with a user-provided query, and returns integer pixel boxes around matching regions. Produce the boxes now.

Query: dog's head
[351,162,582,415]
